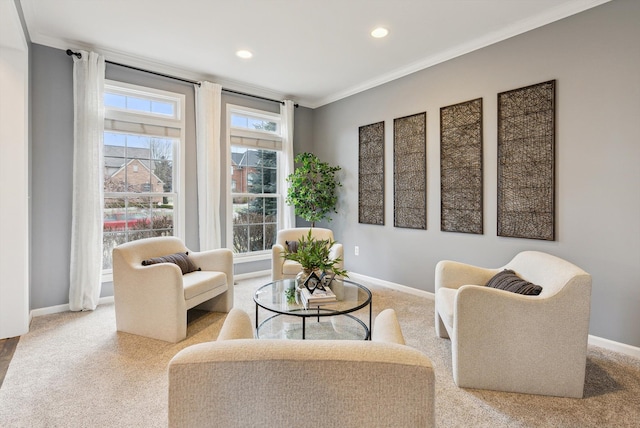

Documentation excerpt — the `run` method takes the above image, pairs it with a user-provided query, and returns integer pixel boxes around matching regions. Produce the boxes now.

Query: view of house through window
[229,105,282,255]
[102,81,185,272]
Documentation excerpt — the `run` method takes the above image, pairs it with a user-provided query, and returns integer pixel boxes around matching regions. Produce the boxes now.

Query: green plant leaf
[285,152,342,227]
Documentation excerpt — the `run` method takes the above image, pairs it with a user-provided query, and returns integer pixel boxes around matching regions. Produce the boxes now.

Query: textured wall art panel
[440,98,483,234]
[394,112,426,229]
[497,80,555,240]
[358,121,385,225]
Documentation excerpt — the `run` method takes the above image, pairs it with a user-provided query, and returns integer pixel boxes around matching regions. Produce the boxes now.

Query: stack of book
[300,286,336,308]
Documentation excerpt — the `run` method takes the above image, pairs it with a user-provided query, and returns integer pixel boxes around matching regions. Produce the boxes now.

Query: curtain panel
[69,51,105,311]
[280,100,295,229]
[195,82,222,250]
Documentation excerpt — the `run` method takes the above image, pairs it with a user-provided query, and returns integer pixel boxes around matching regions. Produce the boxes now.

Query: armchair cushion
[486,269,542,295]
[142,252,200,275]
[182,271,227,300]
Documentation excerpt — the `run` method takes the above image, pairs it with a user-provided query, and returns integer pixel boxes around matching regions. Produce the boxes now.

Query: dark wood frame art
[358,121,385,225]
[440,98,483,234]
[393,112,427,230]
[497,80,555,240]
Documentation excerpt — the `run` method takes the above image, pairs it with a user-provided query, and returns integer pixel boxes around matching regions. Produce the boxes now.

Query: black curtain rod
[66,49,298,107]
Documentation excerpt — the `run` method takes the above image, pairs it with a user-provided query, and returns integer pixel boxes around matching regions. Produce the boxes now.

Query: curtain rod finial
[66,49,82,59]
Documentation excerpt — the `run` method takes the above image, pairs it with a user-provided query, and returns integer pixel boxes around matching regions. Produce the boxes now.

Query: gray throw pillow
[285,240,299,253]
[141,252,200,275]
[485,269,542,295]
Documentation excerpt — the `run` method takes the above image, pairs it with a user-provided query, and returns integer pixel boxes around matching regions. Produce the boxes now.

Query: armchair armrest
[455,283,589,337]
[372,308,405,344]
[217,308,254,340]
[435,260,498,291]
[271,243,286,280]
[189,248,233,282]
[114,261,185,302]
[328,243,344,267]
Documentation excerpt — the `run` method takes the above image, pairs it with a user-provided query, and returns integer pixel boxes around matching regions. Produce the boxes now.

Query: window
[102,81,185,274]
[228,105,283,257]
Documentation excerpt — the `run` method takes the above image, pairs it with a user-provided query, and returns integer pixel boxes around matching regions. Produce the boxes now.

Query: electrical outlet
[354,246,359,256]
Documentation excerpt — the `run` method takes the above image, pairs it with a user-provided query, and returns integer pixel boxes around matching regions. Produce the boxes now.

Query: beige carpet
[1,275,639,427]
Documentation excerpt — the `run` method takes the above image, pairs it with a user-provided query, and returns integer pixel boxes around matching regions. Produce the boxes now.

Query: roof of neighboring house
[104,145,155,170]
[231,150,262,168]
[107,158,164,185]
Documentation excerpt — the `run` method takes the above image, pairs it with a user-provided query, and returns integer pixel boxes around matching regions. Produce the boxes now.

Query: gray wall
[313,0,640,347]
[29,44,314,305]
[30,44,74,309]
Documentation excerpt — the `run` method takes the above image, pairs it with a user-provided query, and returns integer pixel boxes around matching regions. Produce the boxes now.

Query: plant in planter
[283,229,348,291]
[286,152,342,227]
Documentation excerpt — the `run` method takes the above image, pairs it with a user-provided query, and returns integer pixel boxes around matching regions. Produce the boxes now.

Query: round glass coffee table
[254,278,372,340]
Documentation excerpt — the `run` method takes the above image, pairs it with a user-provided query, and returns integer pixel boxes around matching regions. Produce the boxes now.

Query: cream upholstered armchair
[112,236,233,343]
[435,251,592,398]
[168,308,435,428]
[271,227,343,280]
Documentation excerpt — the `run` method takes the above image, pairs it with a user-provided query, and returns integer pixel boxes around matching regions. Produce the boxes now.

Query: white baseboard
[588,334,640,359]
[349,271,434,300]
[234,269,271,282]
[29,296,114,319]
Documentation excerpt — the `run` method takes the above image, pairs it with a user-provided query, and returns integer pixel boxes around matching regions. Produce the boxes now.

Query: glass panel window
[232,196,278,254]
[104,84,178,119]
[230,147,279,255]
[228,104,282,257]
[102,81,184,273]
[230,110,280,135]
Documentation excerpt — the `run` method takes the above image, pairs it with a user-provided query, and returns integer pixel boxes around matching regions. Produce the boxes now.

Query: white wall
[0,0,30,339]
[313,0,640,347]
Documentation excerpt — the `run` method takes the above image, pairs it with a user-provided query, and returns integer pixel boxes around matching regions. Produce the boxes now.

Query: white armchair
[112,236,233,343]
[435,251,592,398]
[271,227,343,281]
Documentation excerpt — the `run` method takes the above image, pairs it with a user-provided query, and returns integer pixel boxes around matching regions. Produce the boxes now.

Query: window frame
[102,80,186,281]
[226,104,283,262]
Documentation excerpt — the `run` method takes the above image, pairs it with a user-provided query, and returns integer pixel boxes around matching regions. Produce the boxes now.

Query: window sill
[234,252,270,264]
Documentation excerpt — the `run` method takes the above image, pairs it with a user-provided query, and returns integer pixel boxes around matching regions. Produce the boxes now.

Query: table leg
[368,300,372,340]
[255,303,259,331]
[302,317,306,339]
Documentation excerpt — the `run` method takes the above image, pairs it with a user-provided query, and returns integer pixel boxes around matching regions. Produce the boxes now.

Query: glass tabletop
[254,278,372,317]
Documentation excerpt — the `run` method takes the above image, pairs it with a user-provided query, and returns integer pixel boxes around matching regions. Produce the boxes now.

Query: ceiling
[19,0,608,108]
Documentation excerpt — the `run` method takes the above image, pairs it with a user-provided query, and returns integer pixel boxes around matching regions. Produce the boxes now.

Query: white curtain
[69,51,105,311]
[280,100,296,229]
[195,81,222,250]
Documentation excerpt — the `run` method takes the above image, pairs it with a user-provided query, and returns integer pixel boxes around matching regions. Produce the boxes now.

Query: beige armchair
[112,236,233,343]
[168,308,435,428]
[271,227,344,280]
[435,251,592,398]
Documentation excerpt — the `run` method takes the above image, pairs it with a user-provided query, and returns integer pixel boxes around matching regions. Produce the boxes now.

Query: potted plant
[286,152,342,227]
[283,229,348,292]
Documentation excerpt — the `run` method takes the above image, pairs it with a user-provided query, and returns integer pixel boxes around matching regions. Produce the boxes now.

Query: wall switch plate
[354,246,359,256]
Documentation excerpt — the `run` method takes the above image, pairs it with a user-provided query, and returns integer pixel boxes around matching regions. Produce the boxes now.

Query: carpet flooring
[1,275,639,427]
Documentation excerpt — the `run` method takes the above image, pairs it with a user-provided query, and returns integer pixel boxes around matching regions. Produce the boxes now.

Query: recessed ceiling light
[236,50,253,59]
[371,27,389,38]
